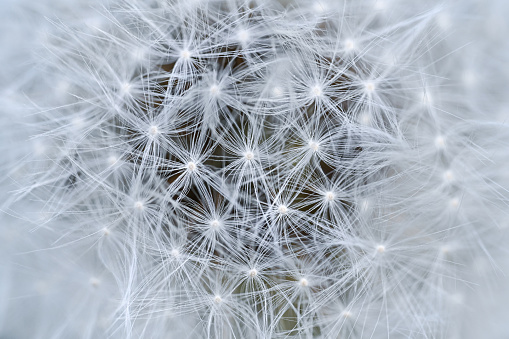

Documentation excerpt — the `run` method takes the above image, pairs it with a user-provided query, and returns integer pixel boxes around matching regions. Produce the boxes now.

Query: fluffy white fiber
[1,0,509,338]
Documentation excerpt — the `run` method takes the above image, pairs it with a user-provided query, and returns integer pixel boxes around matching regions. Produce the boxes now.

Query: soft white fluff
[1,0,509,338]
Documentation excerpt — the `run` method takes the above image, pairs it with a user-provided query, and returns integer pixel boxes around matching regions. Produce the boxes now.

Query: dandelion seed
[2,1,506,337]
[170,249,180,258]
[325,191,335,201]
[341,310,352,318]
[89,277,100,288]
[278,205,288,215]
[440,245,451,254]
[272,86,283,97]
[364,81,376,94]
[209,84,221,96]
[244,151,254,161]
[344,39,356,51]
[120,82,132,95]
[237,29,250,44]
[450,197,460,209]
[148,125,159,136]
[435,135,446,149]
[107,155,119,166]
[134,201,144,211]
[310,85,323,98]
[443,170,455,183]
[180,49,191,60]
[186,162,197,172]
[210,219,221,229]
[308,140,320,152]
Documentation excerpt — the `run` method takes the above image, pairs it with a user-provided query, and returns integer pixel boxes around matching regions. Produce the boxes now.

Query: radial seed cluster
[1,0,509,338]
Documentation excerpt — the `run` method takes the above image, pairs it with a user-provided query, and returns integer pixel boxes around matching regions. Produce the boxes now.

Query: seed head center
[187,162,197,172]
[325,191,335,201]
[244,151,254,161]
[278,205,288,215]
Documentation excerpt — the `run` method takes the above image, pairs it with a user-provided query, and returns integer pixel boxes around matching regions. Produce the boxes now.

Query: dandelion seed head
[2,1,506,337]
[313,1,328,14]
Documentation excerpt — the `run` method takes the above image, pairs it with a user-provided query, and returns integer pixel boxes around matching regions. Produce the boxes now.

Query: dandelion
[1,0,509,338]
